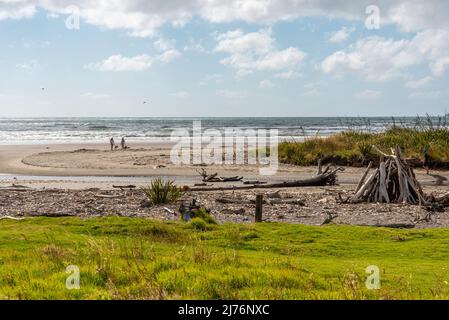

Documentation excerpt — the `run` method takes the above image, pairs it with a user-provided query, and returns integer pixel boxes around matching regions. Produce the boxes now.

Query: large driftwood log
[362,223,416,229]
[215,197,305,206]
[187,167,344,192]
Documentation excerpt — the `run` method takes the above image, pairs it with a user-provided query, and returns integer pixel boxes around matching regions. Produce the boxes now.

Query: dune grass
[279,127,449,167]
[2,217,449,299]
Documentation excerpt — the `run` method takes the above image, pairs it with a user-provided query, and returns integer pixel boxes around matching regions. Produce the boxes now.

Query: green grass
[2,217,449,299]
[279,127,449,167]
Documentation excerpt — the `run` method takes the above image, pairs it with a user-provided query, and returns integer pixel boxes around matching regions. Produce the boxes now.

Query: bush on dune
[279,126,449,168]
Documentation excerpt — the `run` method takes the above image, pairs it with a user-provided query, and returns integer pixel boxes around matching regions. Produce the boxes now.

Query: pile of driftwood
[188,164,344,192]
[348,146,448,208]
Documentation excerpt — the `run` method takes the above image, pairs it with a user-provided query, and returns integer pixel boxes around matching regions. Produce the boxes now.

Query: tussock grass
[142,179,181,205]
[2,217,449,299]
[279,126,449,167]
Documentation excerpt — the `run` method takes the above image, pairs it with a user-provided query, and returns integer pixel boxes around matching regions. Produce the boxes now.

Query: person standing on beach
[121,137,126,150]
[110,137,115,151]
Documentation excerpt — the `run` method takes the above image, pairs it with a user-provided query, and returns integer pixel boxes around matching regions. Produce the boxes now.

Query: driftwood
[350,146,428,205]
[215,197,305,206]
[0,216,25,221]
[268,199,305,206]
[26,212,74,217]
[348,145,449,210]
[355,161,373,193]
[94,194,122,199]
[436,193,449,207]
[0,188,33,192]
[366,223,416,229]
[196,168,243,182]
[321,213,338,225]
[243,180,267,185]
[188,166,344,192]
[113,185,136,190]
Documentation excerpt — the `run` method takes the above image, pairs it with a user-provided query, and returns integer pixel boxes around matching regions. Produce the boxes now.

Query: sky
[0,0,449,117]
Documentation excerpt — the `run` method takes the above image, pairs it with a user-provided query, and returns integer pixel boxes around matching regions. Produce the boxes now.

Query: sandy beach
[0,141,317,189]
[0,142,446,189]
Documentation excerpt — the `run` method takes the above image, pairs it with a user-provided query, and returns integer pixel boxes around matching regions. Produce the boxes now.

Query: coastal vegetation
[279,125,449,168]
[2,217,449,299]
[142,179,182,205]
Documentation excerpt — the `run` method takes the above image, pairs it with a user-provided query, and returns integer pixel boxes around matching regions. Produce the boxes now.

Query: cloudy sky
[1,0,448,117]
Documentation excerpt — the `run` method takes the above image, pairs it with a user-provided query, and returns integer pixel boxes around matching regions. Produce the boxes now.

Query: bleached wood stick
[351,169,379,202]
[372,145,390,157]
[355,161,373,193]
[378,161,390,203]
[0,216,25,221]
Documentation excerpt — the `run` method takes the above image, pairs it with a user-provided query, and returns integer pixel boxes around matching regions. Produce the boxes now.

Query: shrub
[190,208,217,225]
[142,179,181,205]
[189,218,208,231]
[279,126,449,168]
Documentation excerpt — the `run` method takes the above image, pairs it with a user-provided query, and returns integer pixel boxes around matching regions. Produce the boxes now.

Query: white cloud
[170,91,190,98]
[199,73,223,85]
[322,37,417,81]
[183,38,206,53]
[21,40,51,48]
[259,80,274,89]
[409,91,442,99]
[215,29,273,54]
[16,61,38,70]
[322,29,449,81]
[0,2,35,21]
[405,76,434,89]
[274,70,300,79]
[414,29,449,76]
[157,49,181,63]
[354,90,382,99]
[85,54,153,72]
[255,47,305,71]
[2,1,449,36]
[154,38,176,51]
[215,28,305,76]
[303,81,325,90]
[301,89,321,98]
[85,49,180,71]
[152,38,181,62]
[216,89,247,99]
[328,27,354,43]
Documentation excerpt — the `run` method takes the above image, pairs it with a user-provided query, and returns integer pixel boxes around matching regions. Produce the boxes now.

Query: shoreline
[0,142,447,189]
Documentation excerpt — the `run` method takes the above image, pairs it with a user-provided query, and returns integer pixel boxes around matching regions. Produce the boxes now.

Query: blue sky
[0,1,448,117]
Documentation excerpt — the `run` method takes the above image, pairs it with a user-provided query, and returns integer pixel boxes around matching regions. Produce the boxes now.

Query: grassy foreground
[2,218,449,299]
[279,127,449,167]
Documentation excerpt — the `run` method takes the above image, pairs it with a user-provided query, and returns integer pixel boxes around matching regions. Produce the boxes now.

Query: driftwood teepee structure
[350,146,428,205]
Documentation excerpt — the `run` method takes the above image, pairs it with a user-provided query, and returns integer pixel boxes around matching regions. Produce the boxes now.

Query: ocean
[0,117,445,145]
